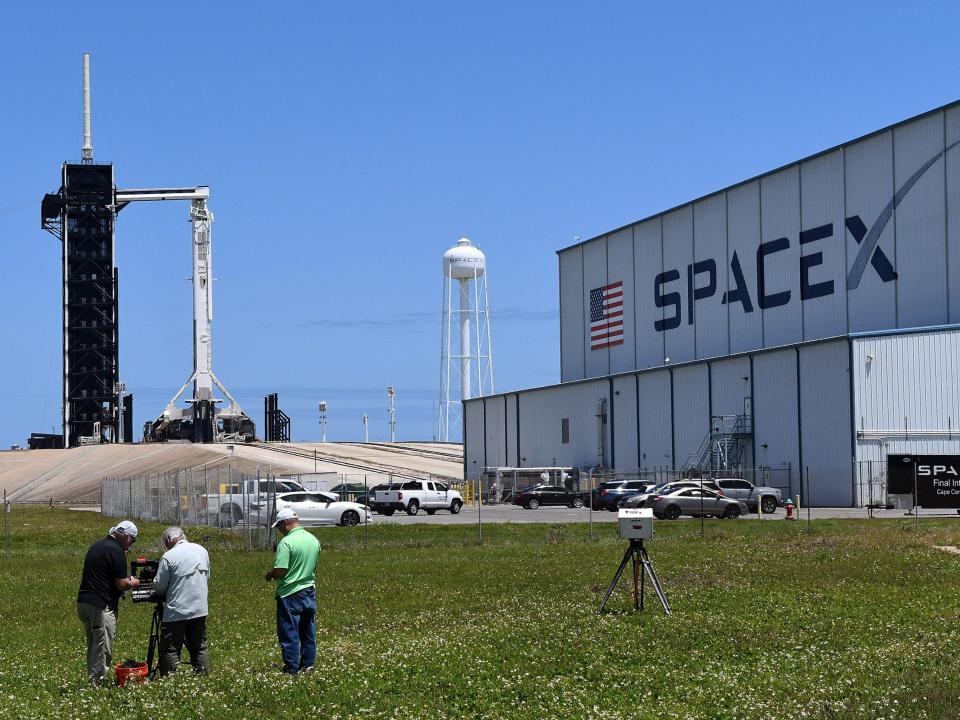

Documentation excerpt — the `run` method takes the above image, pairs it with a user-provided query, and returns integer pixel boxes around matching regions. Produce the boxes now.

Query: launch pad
[41,54,254,445]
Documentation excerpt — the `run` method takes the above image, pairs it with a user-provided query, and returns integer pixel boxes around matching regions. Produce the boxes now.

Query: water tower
[439,238,494,442]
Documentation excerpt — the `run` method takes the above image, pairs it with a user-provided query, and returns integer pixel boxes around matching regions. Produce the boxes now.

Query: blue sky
[2,1,959,446]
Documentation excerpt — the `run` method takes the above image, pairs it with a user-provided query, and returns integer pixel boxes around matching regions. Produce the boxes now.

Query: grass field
[1,508,959,719]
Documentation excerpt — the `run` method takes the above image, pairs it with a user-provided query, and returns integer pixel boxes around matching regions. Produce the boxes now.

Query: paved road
[364,504,960,526]
[65,504,960,526]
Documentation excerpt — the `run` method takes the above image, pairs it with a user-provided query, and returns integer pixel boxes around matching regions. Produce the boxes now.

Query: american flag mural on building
[589,280,624,350]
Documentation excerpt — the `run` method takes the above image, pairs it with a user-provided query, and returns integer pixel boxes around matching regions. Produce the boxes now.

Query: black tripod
[597,539,671,615]
[146,602,163,678]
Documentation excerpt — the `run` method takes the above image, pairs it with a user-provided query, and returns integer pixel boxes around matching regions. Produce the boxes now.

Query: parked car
[201,477,309,525]
[513,484,585,510]
[328,482,371,504]
[254,491,372,527]
[590,480,657,511]
[371,480,464,516]
[623,479,721,509]
[712,478,782,513]
[650,487,747,520]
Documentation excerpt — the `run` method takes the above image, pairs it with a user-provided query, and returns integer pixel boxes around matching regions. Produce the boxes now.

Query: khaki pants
[76,602,116,685]
[159,616,209,676]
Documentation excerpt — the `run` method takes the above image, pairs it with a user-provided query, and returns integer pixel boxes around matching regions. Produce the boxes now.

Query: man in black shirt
[76,520,142,685]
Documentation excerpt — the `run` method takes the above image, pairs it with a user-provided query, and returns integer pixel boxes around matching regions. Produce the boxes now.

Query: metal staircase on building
[683,414,752,472]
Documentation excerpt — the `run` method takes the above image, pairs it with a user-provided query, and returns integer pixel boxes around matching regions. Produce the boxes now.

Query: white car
[253,491,373,527]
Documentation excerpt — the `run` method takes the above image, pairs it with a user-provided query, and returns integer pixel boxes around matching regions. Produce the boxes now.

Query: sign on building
[887,455,960,508]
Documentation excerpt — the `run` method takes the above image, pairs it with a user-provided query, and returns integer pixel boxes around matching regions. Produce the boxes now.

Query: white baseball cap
[110,520,139,539]
[272,506,298,528]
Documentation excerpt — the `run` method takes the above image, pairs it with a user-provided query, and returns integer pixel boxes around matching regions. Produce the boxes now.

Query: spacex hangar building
[465,101,960,506]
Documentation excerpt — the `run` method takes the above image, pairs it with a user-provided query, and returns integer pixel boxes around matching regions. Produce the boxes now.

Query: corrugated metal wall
[505,394,518,468]
[612,375,638,470]
[637,370,673,469]
[752,349,800,494]
[634,218,665,369]
[558,101,960,383]
[466,336,871,504]
[799,341,852,505]
[464,400,485,477]
[559,247,584,382]
[516,380,609,468]
[671,364,709,468]
[853,329,960,462]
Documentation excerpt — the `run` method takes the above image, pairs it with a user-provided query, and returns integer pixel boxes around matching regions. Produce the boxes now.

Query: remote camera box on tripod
[617,508,653,540]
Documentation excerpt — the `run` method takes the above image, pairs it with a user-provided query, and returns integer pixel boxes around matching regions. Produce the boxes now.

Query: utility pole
[386,387,396,443]
[318,400,327,443]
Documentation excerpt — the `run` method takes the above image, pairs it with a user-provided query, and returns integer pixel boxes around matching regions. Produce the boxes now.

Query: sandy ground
[0,441,463,502]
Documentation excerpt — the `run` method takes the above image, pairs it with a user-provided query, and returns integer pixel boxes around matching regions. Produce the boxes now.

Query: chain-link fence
[87,459,960,554]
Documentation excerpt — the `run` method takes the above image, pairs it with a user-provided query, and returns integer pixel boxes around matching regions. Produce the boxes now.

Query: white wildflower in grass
[2,510,960,718]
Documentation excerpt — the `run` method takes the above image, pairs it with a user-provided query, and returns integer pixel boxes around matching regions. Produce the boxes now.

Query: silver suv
[712,478,782,514]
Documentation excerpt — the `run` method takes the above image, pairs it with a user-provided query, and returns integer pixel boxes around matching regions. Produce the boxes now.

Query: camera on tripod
[130,557,164,604]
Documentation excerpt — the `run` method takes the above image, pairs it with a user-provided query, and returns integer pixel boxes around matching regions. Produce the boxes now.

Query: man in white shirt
[153,526,211,676]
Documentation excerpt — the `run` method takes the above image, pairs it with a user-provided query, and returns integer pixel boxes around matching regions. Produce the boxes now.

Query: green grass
[1,509,960,719]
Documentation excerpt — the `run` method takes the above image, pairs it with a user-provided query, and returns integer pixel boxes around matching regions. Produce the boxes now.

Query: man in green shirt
[264,506,320,673]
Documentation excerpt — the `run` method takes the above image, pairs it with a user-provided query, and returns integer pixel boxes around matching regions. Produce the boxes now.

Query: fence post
[175,471,182,525]
[3,489,7,557]
[588,468,594,540]
[476,474,483,545]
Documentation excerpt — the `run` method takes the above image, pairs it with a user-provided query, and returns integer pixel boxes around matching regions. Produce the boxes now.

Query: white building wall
[505,393,518,468]
[693,194,729,359]
[518,380,608,469]
[759,166,802,347]
[582,240,609,379]
[662,207,695,364]
[893,113,948,329]
[798,340,853,506]
[946,106,960,323]
[671,364,709,468]
[607,228,636,374]
[752,349,800,491]
[484,398,506,468]
[464,400,485,478]
[559,247,584,382]
[638,370,673,469]
[634,218,665,368]
[710,356,751,418]
[467,328,960,507]
[799,150,847,340]
[558,102,960,382]
[612,374,638,470]
[852,329,960,464]
[725,181,764,354]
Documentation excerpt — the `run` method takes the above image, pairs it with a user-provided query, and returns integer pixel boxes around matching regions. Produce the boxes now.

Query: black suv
[590,480,657,511]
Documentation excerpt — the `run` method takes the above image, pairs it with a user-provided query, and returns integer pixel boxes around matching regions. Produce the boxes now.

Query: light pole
[318,400,328,443]
[386,386,396,443]
[362,414,369,443]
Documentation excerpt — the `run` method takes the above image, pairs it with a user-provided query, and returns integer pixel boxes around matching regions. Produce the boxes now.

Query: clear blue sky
[2,1,959,446]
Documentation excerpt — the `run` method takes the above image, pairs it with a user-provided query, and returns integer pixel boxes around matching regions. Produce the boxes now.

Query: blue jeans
[276,587,316,673]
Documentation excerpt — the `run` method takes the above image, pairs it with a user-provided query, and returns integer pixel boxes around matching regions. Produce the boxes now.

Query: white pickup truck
[370,479,464,516]
[200,478,308,525]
